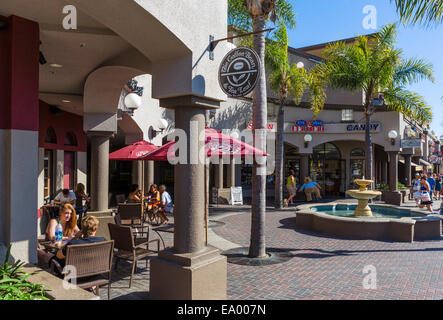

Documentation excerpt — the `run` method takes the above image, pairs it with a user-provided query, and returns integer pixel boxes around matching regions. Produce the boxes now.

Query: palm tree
[315,23,434,183]
[393,0,443,24]
[228,0,295,258]
[266,24,326,208]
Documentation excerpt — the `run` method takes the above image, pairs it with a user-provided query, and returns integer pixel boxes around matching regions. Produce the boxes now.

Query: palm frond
[228,0,253,31]
[393,0,443,25]
[383,87,433,123]
[273,0,296,29]
[394,57,435,86]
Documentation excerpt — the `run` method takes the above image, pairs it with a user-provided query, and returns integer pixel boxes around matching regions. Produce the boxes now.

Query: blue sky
[285,0,443,137]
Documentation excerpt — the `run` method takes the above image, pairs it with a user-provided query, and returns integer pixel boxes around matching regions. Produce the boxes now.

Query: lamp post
[304,134,312,148]
[124,92,142,114]
[388,130,398,146]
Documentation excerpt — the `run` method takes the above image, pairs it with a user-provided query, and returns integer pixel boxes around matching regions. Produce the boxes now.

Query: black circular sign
[218,47,261,97]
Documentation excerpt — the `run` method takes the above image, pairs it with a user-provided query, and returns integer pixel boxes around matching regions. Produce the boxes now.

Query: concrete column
[37,148,45,207]
[150,99,226,300]
[0,15,39,263]
[89,133,112,212]
[300,153,309,182]
[144,160,155,190]
[76,152,87,192]
[423,132,429,162]
[131,160,143,190]
[215,160,224,189]
[404,154,412,187]
[235,163,242,187]
[172,107,206,254]
[227,160,236,187]
[388,151,399,191]
[54,150,64,193]
[382,161,388,184]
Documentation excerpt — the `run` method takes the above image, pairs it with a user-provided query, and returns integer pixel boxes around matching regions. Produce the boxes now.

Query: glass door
[350,159,365,188]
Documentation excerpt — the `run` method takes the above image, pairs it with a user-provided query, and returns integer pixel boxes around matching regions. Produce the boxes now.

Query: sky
[284,0,443,137]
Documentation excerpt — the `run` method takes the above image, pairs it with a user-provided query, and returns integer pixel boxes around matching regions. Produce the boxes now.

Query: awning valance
[419,159,432,167]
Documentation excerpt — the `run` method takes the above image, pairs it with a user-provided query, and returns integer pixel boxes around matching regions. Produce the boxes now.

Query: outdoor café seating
[49,240,114,299]
[117,203,147,237]
[108,223,159,288]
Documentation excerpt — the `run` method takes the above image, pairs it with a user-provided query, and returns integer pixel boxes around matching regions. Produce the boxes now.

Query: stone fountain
[345,179,382,216]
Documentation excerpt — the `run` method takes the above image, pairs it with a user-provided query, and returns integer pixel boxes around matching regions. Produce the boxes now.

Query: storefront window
[350,159,365,187]
[350,148,365,157]
[43,149,53,202]
[341,109,353,121]
[311,143,343,196]
[44,127,57,144]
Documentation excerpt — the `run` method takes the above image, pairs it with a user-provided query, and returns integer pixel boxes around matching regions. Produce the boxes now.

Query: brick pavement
[98,201,443,300]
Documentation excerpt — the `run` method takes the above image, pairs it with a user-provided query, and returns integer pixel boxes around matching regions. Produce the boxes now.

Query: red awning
[109,140,159,161]
[141,128,268,162]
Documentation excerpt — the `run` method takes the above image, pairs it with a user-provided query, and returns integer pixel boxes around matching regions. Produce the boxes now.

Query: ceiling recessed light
[49,63,63,68]
[62,100,71,103]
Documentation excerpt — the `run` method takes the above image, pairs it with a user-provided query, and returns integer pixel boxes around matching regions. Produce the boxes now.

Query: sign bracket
[209,27,274,60]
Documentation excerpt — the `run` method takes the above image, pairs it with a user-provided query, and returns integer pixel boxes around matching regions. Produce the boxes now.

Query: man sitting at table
[54,188,76,207]
[38,216,106,272]
[156,185,173,225]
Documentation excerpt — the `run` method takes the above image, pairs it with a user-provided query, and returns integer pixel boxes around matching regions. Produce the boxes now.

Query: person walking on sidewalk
[418,176,433,213]
[286,169,297,205]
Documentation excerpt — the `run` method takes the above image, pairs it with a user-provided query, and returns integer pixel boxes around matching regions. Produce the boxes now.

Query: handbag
[421,192,431,202]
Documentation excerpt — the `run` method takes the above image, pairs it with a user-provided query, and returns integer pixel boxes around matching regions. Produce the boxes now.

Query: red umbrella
[109,140,159,161]
[140,128,268,161]
[141,128,268,246]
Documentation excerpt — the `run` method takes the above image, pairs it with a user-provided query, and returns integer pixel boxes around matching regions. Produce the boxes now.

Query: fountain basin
[295,202,442,242]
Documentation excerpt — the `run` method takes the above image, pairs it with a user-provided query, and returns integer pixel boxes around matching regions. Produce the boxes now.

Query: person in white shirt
[158,185,173,225]
[411,173,422,206]
[159,185,173,213]
[54,189,76,208]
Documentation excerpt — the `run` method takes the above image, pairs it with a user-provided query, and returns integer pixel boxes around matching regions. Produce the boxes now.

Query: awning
[419,159,432,167]
[398,159,418,167]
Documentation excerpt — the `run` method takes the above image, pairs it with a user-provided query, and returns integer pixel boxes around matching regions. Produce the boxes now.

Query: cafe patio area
[40,200,441,300]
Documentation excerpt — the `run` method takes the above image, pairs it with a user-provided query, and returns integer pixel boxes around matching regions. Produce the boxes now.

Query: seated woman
[127,184,142,203]
[38,216,105,275]
[146,184,160,211]
[45,204,81,241]
[74,183,90,223]
[299,177,322,202]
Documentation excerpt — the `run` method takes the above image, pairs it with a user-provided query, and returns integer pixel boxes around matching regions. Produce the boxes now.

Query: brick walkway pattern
[99,202,443,300]
[214,208,443,300]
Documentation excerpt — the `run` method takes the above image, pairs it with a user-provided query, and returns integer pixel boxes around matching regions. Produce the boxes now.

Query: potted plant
[0,245,49,300]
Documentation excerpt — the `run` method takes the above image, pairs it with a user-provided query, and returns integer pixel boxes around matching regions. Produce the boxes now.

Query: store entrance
[310,143,344,197]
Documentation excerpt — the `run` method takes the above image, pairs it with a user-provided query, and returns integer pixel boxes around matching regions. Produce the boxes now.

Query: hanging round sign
[218,47,261,97]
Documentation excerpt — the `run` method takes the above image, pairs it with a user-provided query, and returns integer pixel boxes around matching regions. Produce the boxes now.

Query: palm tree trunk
[365,112,374,185]
[274,102,284,209]
[249,15,267,258]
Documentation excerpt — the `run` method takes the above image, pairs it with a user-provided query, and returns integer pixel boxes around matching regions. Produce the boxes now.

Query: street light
[304,134,312,148]
[150,118,168,138]
[124,92,142,113]
[388,130,398,146]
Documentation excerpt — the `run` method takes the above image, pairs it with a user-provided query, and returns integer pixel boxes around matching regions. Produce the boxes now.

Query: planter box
[381,190,403,206]
[23,265,99,300]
